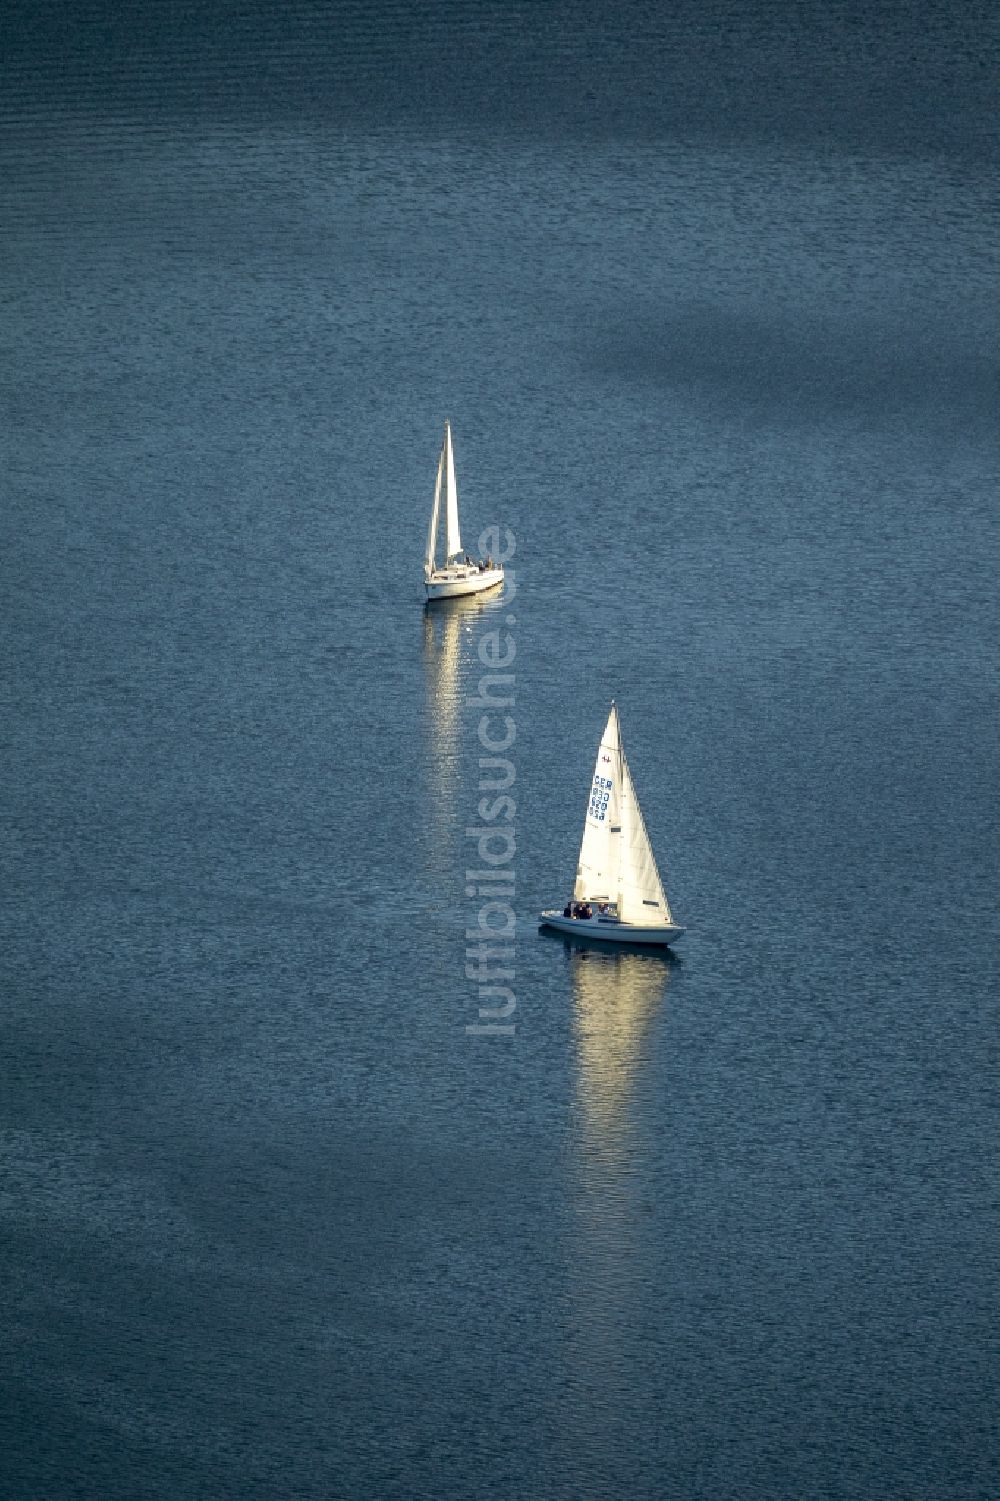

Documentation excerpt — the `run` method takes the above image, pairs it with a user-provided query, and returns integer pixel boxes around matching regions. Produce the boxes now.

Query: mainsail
[573,704,622,904]
[573,704,672,925]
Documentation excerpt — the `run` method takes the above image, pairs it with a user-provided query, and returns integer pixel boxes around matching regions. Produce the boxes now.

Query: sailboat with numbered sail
[424,421,504,600]
[540,701,684,947]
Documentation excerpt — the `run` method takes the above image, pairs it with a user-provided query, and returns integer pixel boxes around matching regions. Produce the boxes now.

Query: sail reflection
[422,600,463,778]
[421,593,505,867]
[560,940,673,1412]
[570,941,671,1179]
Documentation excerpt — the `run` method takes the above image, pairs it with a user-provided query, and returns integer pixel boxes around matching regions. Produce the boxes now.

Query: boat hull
[425,567,504,600]
[539,909,684,947]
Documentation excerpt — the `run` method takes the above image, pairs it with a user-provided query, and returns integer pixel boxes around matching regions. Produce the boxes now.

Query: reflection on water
[422,604,463,773]
[570,941,672,1181]
[564,940,672,1417]
[421,593,506,874]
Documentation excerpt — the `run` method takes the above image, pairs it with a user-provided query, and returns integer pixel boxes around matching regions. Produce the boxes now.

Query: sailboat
[424,421,504,600]
[539,702,684,947]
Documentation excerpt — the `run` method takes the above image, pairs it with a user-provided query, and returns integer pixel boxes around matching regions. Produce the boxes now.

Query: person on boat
[563,903,572,918]
[581,903,592,919]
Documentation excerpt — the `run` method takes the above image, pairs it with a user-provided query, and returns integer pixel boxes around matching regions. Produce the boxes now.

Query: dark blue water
[2,4,998,1497]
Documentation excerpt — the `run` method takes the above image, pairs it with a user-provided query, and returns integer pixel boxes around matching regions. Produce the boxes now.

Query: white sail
[573,704,623,904]
[619,747,672,924]
[444,420,462,562]
[425,444,445,576]
[574,703,672,925]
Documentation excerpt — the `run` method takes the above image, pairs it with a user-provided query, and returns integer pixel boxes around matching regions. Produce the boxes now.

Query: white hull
[539,909,684,947]
[425,566,504,600]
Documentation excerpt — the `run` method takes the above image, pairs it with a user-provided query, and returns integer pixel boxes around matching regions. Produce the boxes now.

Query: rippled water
[2,4,998,1497]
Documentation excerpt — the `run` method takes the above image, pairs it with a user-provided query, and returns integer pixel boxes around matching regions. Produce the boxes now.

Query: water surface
[2,4,998,1497]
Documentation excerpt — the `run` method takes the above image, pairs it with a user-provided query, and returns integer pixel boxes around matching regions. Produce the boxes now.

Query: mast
[444,420,462,562]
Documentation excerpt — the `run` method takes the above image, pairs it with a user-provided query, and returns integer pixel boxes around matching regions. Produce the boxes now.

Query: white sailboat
[424,421,504,600]
[540,702,684,947]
